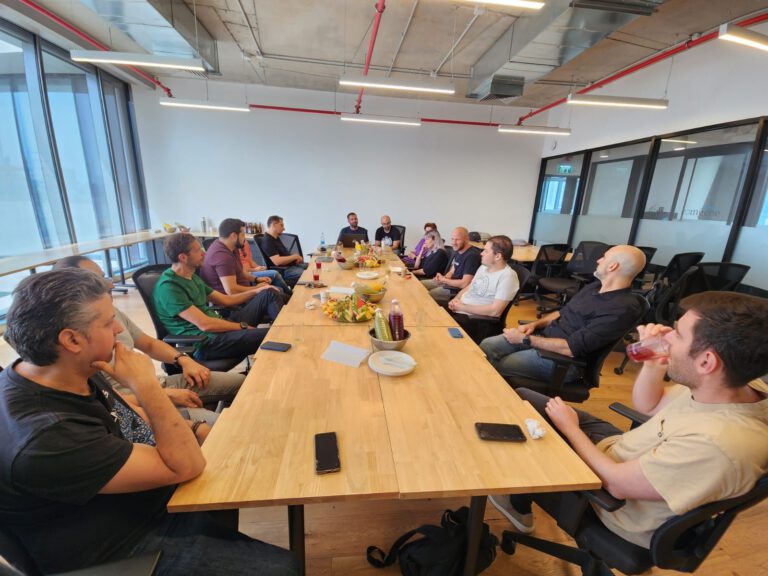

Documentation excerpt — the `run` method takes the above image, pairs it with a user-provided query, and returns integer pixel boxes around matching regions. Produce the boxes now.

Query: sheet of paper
[329,286,355,295]
[322,340,370,368]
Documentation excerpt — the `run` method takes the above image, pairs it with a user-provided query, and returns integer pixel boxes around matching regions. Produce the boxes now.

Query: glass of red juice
[312,269,320,283]
[315,261,322,270]
[627,335,669,363]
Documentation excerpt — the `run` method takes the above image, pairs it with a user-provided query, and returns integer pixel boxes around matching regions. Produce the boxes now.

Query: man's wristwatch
[173,351,189,367]
[521,335,532,348]
[239,321,249,330]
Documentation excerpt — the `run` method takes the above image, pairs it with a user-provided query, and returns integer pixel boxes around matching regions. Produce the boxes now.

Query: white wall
[133,80,545,250]
[536,21,768,156]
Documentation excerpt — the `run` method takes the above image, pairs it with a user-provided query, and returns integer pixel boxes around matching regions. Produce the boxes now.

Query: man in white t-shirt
[447,235,518,341]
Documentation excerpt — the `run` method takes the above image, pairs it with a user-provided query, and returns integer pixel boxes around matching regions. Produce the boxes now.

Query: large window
[634,124,756,264]
[571,141,651,246]
[0,28,70,256]
[532,154,583,245]
[732,146,768,289]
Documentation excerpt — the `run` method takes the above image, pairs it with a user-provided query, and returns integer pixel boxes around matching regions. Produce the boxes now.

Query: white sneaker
[488,494,534,533]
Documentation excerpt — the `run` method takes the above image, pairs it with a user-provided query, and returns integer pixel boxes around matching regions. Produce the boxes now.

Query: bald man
[374,215,401,250]
[481,245,647,386]
[420,226,481,306]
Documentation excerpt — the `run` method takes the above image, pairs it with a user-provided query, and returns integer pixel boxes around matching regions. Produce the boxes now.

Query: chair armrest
[461,312,500,323]
[609,402,650,426]
[537,349,587,368]
[162,335,206,346]
[518,320,532,325]
[585,489,626,512]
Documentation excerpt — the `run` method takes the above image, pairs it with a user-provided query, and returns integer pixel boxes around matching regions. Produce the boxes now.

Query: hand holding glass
[627,335,669,362]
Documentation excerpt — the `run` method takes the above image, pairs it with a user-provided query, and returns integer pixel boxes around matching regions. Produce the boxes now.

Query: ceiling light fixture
[570,0,659,16]
[159,98,250,112]
[718,23,768,53]
[673,146,686,151]
[661,138,698,144]
[498,124,571,136]
[340,113,421,126]
[566,93,668,109]
[70,50,205,71]
[339,75,455,95]
[461,0,545,9]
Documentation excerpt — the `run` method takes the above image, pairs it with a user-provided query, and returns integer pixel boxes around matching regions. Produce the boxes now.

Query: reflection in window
[0,28,70,256]
[636,124,757,265]
[532,154,582,245]
[43,50,121,242]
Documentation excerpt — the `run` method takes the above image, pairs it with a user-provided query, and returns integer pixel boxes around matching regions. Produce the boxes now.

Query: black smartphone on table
[260,341,292,352]
[448,327,463,338]
[315,432,341,474]
[475,422,527,442]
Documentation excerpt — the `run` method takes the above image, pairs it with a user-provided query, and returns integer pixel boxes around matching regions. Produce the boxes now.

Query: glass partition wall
[529,119,768,291]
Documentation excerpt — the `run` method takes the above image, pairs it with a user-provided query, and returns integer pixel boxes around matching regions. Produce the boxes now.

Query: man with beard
[480,244,646,385]
[489,291,768,550]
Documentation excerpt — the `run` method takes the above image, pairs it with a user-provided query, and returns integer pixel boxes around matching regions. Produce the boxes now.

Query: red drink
[315,261,322,270]
[627,336,669,363]
[388,299,405,341]
[312,270,320,283]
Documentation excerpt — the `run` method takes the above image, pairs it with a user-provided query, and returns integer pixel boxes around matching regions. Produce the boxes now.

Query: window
[532,154,583,245]
[43,49,121,242]
[571,141,651,246]
[635,124,757,265]
[732,145,768,289]
[0,27,70,256]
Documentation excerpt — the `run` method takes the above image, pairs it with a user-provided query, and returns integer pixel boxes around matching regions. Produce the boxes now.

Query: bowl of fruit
[321,295,378,323]
[353,281,387,303]
[356,254,382,268]
[335,255,356,270]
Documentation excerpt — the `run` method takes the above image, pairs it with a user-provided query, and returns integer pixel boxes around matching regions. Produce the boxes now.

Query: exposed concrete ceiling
[12,0,768,112]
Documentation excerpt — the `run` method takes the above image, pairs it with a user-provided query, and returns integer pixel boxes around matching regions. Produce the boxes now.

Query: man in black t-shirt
[420,226,481,306]
[374,215,401,251]
[480,245,646,386]
[0,269,298,576]
[261,215,307,287]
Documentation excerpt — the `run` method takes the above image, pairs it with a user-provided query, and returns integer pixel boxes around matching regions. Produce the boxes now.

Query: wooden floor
[1,288,766,576]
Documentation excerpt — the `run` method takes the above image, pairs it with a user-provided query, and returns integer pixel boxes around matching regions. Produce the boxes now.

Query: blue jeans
[480,334,580,383]
[131,511,299,576]
[251,269,291,294]
[280,265,307,287]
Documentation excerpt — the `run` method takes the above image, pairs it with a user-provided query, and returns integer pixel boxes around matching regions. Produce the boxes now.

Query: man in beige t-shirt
[490,291,768,549]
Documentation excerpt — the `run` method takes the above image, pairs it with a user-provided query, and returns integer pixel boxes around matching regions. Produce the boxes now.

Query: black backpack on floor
[366,507,498,576]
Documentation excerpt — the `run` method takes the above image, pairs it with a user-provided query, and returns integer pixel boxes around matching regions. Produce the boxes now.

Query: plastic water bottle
[320,232,326,252]
[200,217,207,233]
[389,299,404,341]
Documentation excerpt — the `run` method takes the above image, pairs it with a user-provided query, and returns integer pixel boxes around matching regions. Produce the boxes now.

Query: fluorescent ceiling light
[461,0,545,9]
[719,23,768,53]
[340,113,421,126]
[673,146,686,151]
[662,138,698,144]
[159,98,250,112]
[498,124,571,136]
[599,154,610,158]
[70,50,205,71]
[567,93,668,109]
[339,75,455,95]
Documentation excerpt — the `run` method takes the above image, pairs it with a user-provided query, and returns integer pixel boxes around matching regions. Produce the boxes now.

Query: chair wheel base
[500,532,517,555]
[613,367,624,375]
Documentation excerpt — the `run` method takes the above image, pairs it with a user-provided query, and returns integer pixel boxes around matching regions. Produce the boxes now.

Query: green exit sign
[558,164,573,174]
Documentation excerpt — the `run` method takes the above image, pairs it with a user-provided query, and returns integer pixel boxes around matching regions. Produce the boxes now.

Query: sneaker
[488,494,534,533]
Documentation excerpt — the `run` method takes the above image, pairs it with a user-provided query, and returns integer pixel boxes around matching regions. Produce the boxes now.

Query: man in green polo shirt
[154,233,280,363]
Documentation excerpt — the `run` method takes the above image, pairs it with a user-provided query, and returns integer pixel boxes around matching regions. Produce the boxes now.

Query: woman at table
[412,230,448,279]
[402,222,437,268]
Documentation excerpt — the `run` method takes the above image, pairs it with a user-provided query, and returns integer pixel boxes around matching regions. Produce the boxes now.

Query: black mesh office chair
[505,294,648,402]
[536,241,610,317]
[393,224,406,254]
[254,233,289,274]
[696,262,750,291]
[450,264,531,344]
[201,237,216,251]
[501,403,768,576]
[279,232,303,258]
[132,265,242,374]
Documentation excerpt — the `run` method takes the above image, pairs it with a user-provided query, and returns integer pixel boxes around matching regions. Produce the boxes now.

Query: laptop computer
[339,233,368,248]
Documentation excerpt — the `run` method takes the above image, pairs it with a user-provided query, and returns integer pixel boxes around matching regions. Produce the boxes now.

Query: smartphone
[314,432,341,474]
[260,341,292,352]
[475,422,527,442]
[448,327,463,338]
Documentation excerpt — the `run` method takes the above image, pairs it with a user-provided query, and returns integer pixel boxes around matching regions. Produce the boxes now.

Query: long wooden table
[168,250,600,575]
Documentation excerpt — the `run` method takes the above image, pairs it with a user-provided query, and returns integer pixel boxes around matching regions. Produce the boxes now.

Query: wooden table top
[273,253,455,328]
[168,321,600,511]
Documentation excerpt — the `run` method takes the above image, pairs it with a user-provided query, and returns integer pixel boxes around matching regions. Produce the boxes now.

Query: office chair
[254,234,289,274]
[536,241,610,317]
[505,295,648,402]
[631,246,658,290]
[696,262,750,291]
[132,265,243,374]
[501,403,768,576]
[201,237,216,251]
[392,224,406,254]
[449,264,531,344]
[649,251,705,288]
[519,243,569,304]
[279,232,304,258]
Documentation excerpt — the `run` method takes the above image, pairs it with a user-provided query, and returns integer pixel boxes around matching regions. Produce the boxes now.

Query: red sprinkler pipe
[517,11,768,126]
[18,0,174,97]
[354,0,387,114]
[249,104,341,116]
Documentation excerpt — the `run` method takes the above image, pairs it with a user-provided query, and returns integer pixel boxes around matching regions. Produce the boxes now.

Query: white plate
[368,351,417,377]
[356,271,380,280]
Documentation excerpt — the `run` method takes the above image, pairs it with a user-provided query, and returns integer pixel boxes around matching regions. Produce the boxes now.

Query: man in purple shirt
[200,218,285,325]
